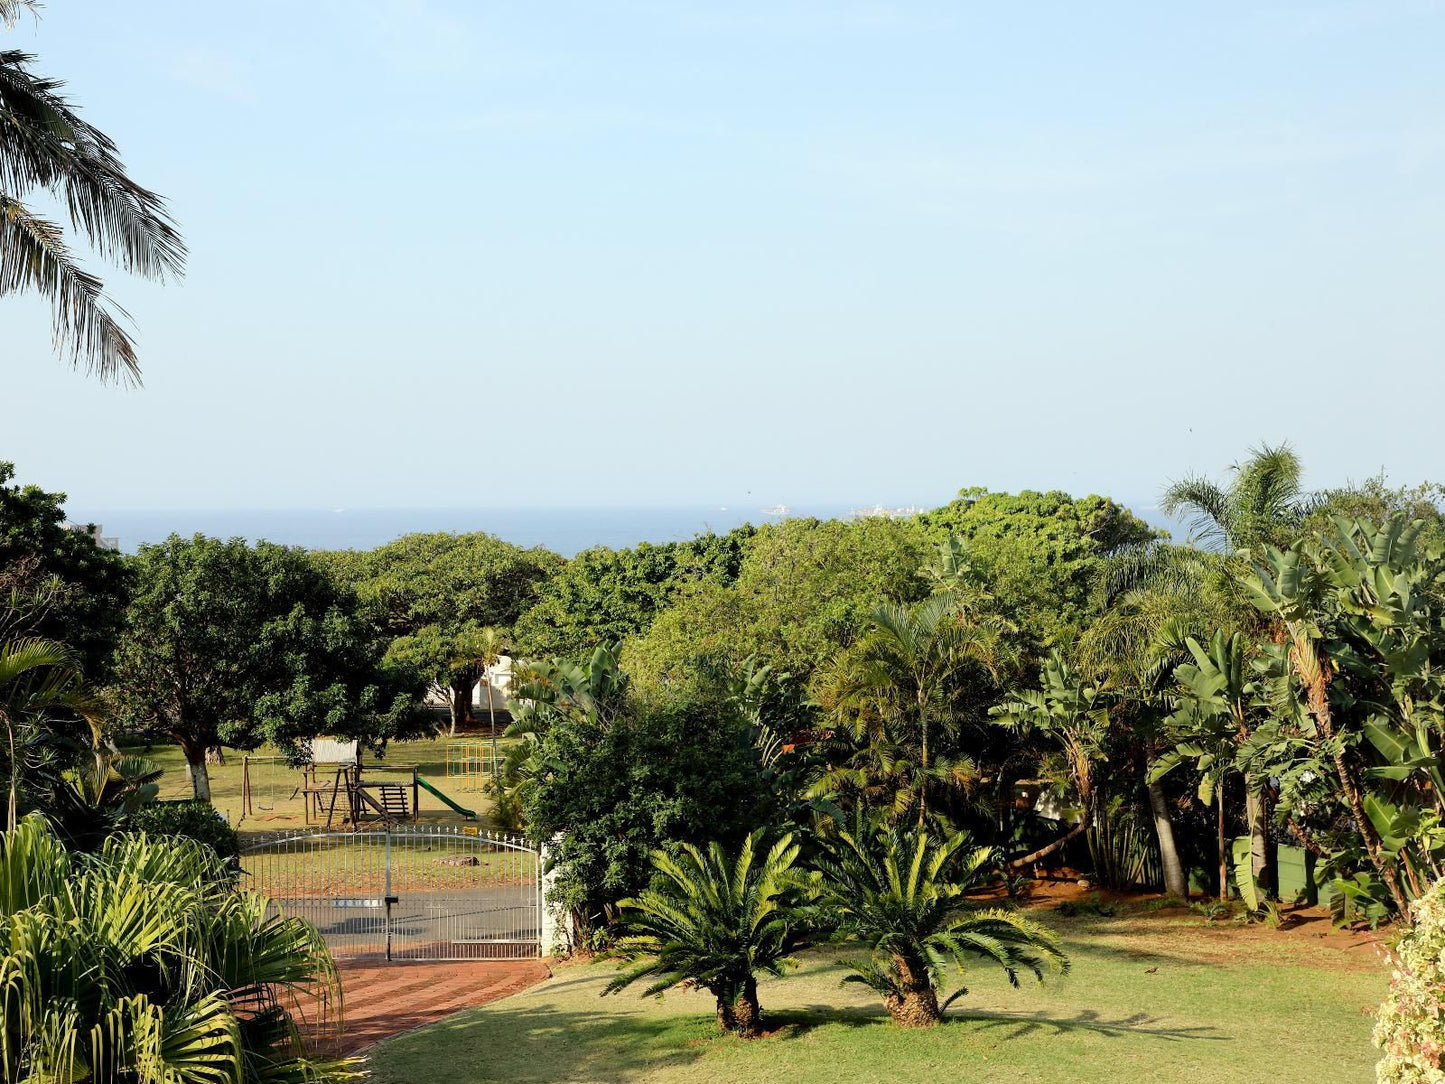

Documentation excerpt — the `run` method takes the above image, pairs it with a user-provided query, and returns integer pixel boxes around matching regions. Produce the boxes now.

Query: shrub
[0,814,353,1081]
[122,799,241,866]
[1375,879,1445,1083]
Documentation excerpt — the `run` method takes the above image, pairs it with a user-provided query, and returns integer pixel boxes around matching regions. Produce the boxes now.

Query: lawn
[367,905,1388,1084]
[122,735,508,837]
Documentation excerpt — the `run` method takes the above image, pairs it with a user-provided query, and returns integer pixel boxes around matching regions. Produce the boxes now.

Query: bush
[524,693,778,941]
[122,800,241,866]
[1375,879,1445,1083]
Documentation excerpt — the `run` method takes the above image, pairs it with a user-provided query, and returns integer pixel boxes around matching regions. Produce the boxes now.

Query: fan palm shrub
[815,814,1068,1027]
[605,830,815,1038]
[0,812,356,1082]
[0,636,101,830]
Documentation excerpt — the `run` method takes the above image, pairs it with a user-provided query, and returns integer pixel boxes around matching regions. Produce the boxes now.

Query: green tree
[918,489,1156,654]
[0,462,130,677]
[113,535,424,801]
[1161,441,1312,554]
[624,516,929,690]
[1150,631,1260,902]
[812,594,1013,828]
[1241,516,1445,920]
[606,830,813,1038]
[0,813,354,1082]
[515,657,776,941]
[385,621,508,736]
[1077,541,1238,900]
[0,3,185,381]
[337,532,559,724]
[513,530,753,661]
[815,814,1067,1027]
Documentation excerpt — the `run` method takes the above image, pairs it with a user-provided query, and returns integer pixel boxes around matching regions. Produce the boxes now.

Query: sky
[4,1,1445,515]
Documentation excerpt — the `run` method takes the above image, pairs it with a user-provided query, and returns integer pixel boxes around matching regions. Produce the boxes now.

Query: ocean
[72,501,1179,557]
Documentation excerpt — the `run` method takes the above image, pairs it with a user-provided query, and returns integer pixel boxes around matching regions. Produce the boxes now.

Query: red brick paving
[311,958,552,1056]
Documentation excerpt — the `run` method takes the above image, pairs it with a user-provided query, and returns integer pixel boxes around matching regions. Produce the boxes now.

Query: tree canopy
[113,534,425,800]
[0,461,129,677]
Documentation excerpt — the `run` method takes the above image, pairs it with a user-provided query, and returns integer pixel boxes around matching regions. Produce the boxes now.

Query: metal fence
[240,825,542,961]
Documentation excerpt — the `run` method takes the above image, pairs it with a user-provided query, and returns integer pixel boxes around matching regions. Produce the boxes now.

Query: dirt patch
[1001,873,1392,974]
[308,958,552,1056]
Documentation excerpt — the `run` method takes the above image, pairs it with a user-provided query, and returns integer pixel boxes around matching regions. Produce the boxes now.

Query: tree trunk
[1008,816,1090,870]
[1295,645,1412,917]
[448,680,475,737]
[1217,782,1227,902]
[732,977,763,1038]
[184,746,213,803]
[1246,787,1270,894]
[205,746,225,766]
[1146,777,1188,899]
[486,678,500,779]
[885,985,942,1028]
[714,992,737,1033]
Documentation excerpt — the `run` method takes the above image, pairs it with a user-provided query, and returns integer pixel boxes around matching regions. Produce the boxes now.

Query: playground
[128,736,509,836]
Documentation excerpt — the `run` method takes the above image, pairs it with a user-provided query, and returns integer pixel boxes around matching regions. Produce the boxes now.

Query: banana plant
[1150,631,1259,902]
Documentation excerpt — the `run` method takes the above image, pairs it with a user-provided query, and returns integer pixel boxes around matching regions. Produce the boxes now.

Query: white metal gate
[241,826,542,961]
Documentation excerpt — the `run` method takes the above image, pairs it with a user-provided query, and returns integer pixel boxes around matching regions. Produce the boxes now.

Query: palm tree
[1161,442,1312,554]
[1,1,185,382]
[605,830,814,1038]
[463,624,508,772]
[0,813,356,1082]
[813,595,1011,828]
[814,814,1067,1027]
[0,637,100,829]
[1078,545,1237,900]
[1159,445,1317,889]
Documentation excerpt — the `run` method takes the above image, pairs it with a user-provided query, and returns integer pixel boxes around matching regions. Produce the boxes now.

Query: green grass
[367,908,1386,1084]
[121,737,509,838]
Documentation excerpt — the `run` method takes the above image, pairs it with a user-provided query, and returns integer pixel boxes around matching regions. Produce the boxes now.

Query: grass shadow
[367,1001,713,1084]
[957,1007,1228,1043]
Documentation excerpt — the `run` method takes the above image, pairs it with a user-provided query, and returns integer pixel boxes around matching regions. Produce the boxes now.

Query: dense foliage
[1375,877,1445,1083]
[123,799,241,866]
[325,532,560,730]
[0,814,352,1082]
[513,529,752,662]
[623,516,930,689]
[515,672,779,940]
[0,462,129,676]
[113,535,426,799]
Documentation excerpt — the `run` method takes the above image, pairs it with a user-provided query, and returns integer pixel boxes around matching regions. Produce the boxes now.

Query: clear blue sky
[5,1,1443,512]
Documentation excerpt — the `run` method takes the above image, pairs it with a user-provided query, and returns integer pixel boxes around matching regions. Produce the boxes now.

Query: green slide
[415,776,478,820]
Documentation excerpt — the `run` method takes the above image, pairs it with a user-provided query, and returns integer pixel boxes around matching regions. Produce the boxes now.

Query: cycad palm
[815,814,1067,1027]
[606,830,814,1037]
[2,1,185,382]
[0,813,355,1082]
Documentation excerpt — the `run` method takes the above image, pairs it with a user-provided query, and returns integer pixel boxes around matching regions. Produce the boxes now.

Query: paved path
[315,958,551,1056]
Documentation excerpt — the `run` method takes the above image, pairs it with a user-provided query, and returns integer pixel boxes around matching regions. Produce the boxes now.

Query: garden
[5,446,1445,1081]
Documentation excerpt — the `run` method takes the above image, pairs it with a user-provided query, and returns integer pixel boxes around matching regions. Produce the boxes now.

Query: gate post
[539,835,565,957]
[384,828,393,961]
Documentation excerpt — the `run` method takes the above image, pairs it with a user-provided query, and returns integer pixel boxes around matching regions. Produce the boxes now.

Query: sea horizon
[69,499,1177,557]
